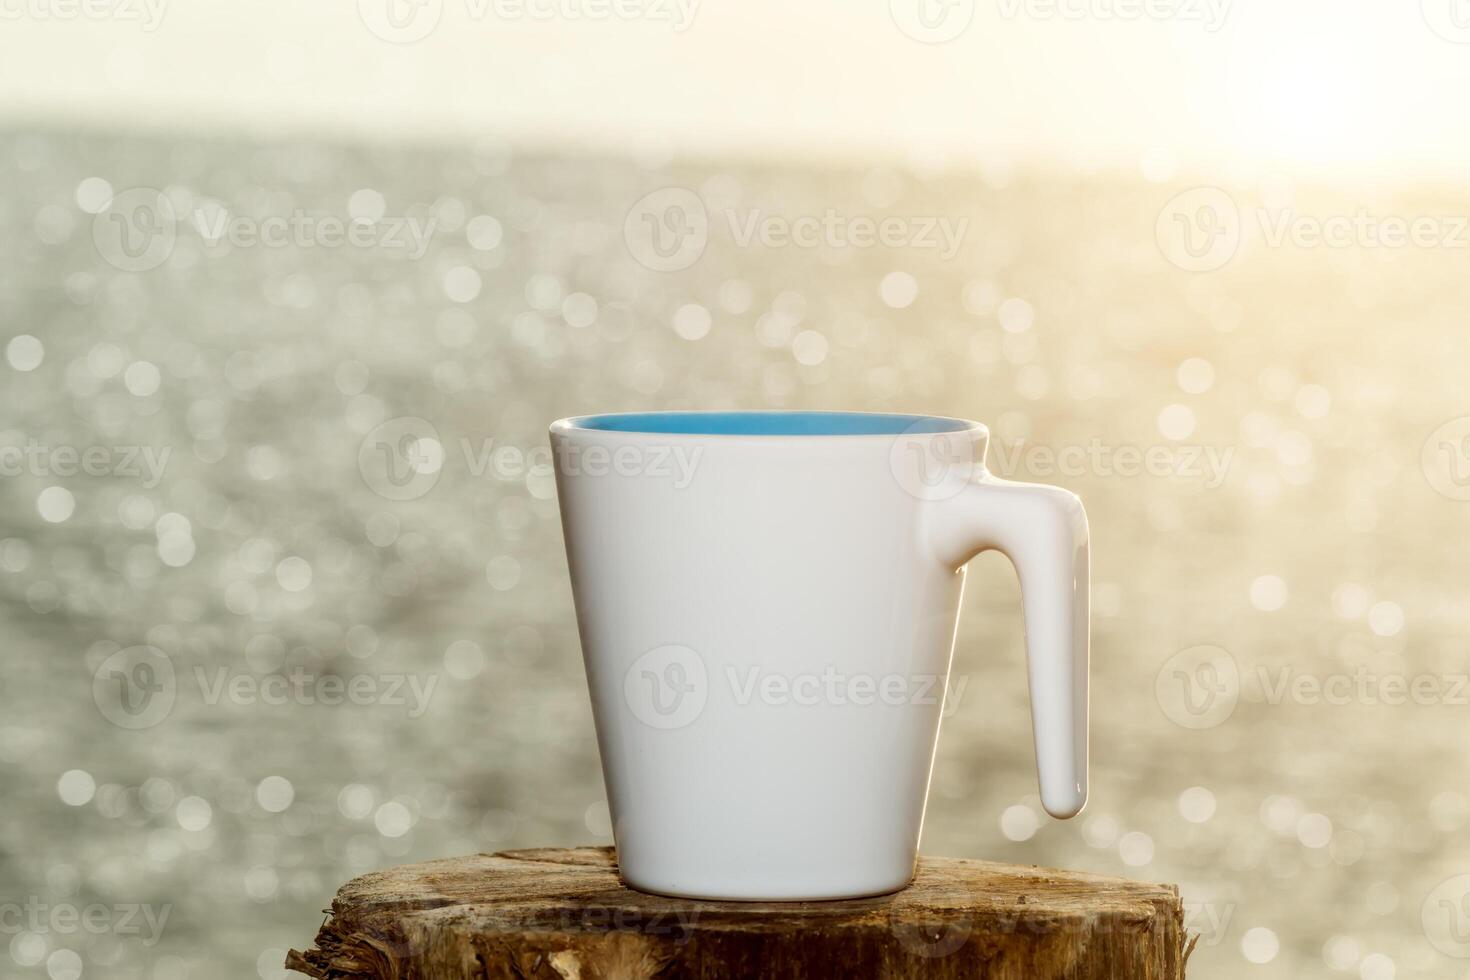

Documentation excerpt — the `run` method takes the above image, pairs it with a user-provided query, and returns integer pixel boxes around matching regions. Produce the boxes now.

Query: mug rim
[551,410,987,439]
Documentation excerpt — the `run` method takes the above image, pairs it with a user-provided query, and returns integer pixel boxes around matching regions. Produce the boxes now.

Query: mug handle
[928,475,1090,819]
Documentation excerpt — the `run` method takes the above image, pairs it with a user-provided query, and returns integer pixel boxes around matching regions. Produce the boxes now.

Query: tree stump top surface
[289,847,1190,979]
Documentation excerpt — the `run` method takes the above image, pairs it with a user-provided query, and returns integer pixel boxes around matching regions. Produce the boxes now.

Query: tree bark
[287,847,1191,979]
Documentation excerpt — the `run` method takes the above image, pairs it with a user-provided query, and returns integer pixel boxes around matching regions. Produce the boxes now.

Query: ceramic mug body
[550,411,1088,901]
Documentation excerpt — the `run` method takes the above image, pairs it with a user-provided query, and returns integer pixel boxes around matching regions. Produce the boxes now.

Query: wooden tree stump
[287,847,1191,979]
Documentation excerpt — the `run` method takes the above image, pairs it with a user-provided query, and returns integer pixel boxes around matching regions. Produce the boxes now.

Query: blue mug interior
[569,411,970,436]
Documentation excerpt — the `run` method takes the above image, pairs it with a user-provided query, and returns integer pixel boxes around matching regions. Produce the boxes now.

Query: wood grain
[287,847,1191,979]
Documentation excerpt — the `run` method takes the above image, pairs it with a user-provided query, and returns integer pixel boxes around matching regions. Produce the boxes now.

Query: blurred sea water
[2,129,1470,978]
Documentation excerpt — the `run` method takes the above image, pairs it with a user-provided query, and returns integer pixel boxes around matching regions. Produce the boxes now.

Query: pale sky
[3,0,1467,182]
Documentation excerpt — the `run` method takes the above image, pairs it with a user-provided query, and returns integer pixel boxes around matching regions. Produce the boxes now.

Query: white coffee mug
[550,411,1088,901]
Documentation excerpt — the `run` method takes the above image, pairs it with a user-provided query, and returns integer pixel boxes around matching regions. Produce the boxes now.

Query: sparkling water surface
[2,129,1468,979]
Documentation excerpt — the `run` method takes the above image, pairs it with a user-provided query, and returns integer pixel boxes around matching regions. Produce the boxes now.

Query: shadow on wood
[287,847,1192,979]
